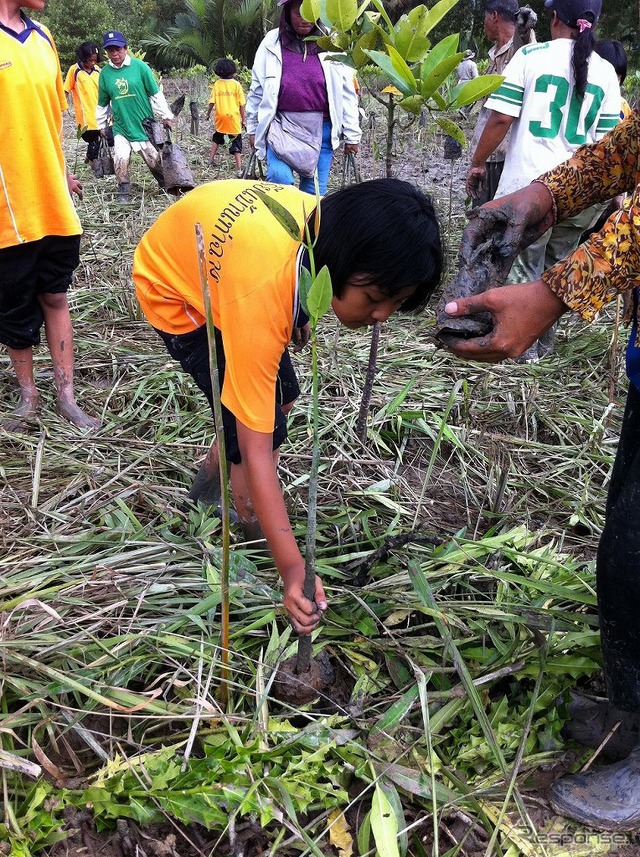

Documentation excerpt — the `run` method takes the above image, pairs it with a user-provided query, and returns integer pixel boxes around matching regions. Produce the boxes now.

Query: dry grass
[0,86,633,855]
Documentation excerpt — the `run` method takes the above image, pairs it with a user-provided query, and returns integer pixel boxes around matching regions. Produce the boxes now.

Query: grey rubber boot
[562,695,640,761]
[117,182,131,203]
[548,746,640,830]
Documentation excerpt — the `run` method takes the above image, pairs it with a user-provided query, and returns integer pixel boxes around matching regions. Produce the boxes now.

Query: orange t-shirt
[133,180,314,433]
[0,17,81,248]
[64,63,100,131]
[208,78,245,135]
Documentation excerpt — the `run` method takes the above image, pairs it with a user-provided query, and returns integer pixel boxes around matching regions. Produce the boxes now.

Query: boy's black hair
[214,58,237,79]
[312,178,443,313]
[485,0,519,23]
[76,41,100,64]
[594,39,628,84]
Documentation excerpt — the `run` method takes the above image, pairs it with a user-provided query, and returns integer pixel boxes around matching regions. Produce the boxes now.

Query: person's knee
[37,292,69,312]
[266,158,294,186]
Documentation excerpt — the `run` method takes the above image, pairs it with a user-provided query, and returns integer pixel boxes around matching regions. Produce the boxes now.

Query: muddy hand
[284,575,327,635]
[291,323,310,353]
[443,280,568,363]
[466,165,487,200]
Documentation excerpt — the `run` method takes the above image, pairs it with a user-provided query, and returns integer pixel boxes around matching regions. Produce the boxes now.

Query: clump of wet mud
[272,650,353,711]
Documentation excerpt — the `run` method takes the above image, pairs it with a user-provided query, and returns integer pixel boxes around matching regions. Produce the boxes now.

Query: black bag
[340,150,362,187]
[96,136,115,177]
[160,128,196,195]
[241,148,264,180]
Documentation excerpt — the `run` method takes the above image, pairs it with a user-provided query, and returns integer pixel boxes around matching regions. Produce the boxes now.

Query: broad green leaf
[399,95,423,115]
[420,53,462,99]
[306,265,333,322]
[420,33,459,84]
[450,74,504,107]
[363,50,415,97]
[423,0,461,35]
[386,44,419,94]
[436,117,465,146]
[394,6,431,63]
[370,0,396,43]
[300,0,320,22]
[325,0,359,32]
[353,29,379,67]
[253,189,301,241]
[370,782,400,857]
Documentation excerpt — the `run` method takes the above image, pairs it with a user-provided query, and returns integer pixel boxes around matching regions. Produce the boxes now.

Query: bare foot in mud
[188,459,222,506]
[56,399,100,429]
[2,391,39,431]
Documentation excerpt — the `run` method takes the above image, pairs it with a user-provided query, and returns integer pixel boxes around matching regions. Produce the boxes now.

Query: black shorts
[212,132,242,154]
[0,234,81,349]
[156,324,300,465]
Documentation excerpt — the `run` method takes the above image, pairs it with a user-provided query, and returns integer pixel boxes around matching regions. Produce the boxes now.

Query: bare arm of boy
[205,102,214,121]
[236,422,327,633]
[240,105,246,127]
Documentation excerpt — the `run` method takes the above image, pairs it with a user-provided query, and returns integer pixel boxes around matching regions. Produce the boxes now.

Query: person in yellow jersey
[64,41,112,177]
[0,0,99,429]
[133,178,443,632]
[205,58,246,177]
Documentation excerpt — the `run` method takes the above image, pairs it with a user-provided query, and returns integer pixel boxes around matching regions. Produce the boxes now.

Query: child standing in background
[205,59,246,177]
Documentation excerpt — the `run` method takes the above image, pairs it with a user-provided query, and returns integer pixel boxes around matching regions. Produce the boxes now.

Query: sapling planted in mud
[254,188,332,678]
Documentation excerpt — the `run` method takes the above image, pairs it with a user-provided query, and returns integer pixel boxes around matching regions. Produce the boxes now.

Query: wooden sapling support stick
[195,223,230,700]
[355,321,381,442]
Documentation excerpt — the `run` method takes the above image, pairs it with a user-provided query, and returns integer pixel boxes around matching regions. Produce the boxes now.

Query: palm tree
[141,0,270,70]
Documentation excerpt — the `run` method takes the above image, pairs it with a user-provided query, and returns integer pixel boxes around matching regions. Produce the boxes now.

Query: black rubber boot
[117,182,131,203]
[563,695,640,761]
[549,746,640,830]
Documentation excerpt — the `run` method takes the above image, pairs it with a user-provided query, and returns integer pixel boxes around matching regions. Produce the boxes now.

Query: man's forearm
[471,111,514,168]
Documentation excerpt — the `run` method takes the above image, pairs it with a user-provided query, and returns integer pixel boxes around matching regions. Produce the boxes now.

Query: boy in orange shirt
[205,59,246,177]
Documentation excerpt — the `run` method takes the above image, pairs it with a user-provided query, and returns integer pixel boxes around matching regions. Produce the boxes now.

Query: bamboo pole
[195,223,230,703]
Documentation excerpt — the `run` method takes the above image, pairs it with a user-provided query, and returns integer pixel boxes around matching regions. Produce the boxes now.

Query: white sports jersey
[485,38,620,198]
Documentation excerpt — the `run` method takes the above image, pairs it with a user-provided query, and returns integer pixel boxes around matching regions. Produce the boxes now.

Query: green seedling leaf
[370,0,396,43]
[386,44,419,94]
[420,53,462,99]
[306,265,333,322]
[450,74,504,107]
[363,50,416,97]
[353,29,379,67]
[371,782,400,857]
[253,189,301,241]
[399,95,423,115]
[423,0,461,35]
[420,33,459,83]
[394,6,431,63]
[435,116,465,146]
[325,0,359,32]
[301,0,320,22]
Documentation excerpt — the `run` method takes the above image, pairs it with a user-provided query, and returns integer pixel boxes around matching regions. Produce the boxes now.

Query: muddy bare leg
[5,346,39,426]
[188,440,223,505]
[38,292,100,429]
[230,457,273,545]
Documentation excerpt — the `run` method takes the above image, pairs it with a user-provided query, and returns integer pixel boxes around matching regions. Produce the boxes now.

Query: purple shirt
[278,49,329,114]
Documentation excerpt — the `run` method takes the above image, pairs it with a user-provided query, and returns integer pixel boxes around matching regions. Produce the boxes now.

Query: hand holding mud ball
[132,178,442,634]
[445,110,640,830]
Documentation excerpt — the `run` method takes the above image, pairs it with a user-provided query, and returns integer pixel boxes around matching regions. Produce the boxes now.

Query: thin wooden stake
[356,321,381,442]
[195,223,230,704]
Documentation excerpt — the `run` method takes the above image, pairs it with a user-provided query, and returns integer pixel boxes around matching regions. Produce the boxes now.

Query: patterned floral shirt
[538,112,640,335]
